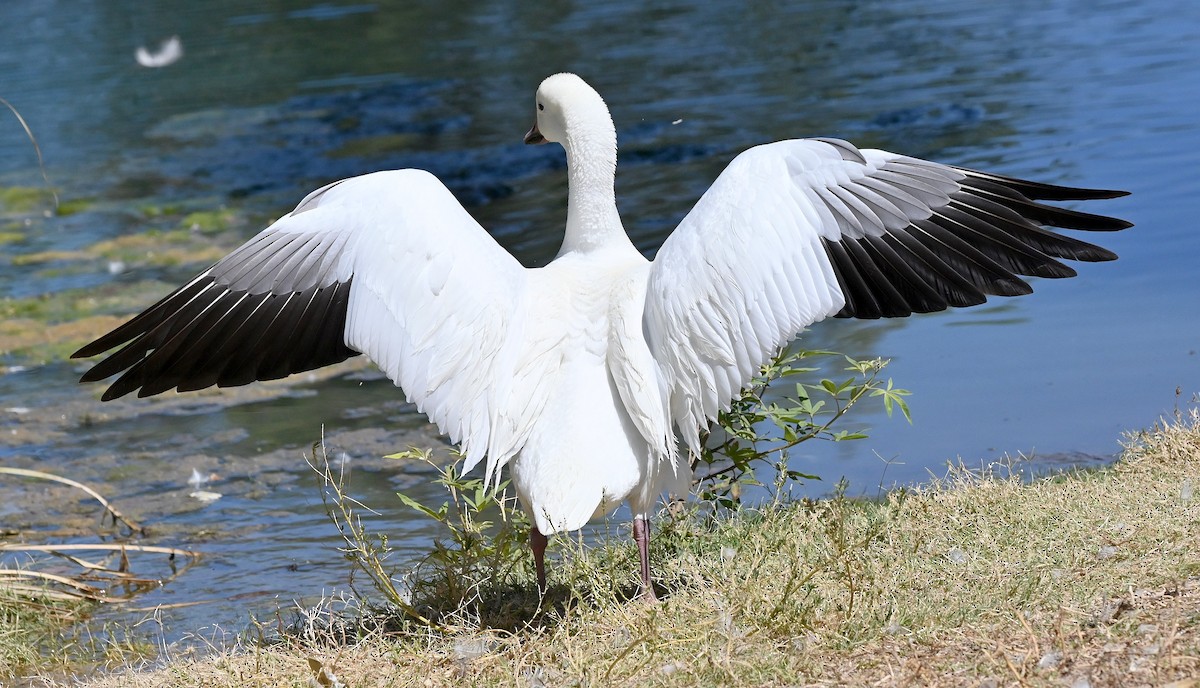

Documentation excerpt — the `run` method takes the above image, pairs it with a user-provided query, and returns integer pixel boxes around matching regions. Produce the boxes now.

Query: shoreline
[4,411,1191,687]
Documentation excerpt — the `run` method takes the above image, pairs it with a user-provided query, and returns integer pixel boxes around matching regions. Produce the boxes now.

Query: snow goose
[73,73,1130,599]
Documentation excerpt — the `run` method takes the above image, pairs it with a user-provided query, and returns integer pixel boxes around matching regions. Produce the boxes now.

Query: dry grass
[30,412,1200,687]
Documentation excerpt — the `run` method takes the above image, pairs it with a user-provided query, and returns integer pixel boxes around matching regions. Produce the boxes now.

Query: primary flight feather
[74,73,1130,598]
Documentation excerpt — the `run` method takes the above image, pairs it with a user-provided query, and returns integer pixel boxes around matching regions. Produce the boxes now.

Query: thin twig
[0,569,106,599]
[0,466,143,533]
[0,96,58,210]
[0,543,196,557]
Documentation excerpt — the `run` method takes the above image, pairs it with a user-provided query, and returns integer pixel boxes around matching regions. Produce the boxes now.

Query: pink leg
[632,516,657,601]
[530,526,548,592]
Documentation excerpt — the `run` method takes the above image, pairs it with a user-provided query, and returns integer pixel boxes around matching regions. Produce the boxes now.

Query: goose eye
[538,103,544,111]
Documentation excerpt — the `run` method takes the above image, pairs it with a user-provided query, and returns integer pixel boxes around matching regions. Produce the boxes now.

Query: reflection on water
[2,0,1198,639]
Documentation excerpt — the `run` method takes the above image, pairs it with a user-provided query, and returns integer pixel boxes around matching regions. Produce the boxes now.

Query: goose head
[523,73,625,254]
[524,73,614,153]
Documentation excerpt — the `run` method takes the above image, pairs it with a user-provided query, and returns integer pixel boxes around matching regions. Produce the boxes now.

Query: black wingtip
[952,166,1131,202]
[72,340,109,360]
[99,385,130,402]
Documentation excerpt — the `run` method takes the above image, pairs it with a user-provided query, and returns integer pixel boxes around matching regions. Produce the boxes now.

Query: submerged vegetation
[0,197,262,364]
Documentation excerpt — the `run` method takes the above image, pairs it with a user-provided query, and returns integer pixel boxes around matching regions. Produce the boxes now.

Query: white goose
[74,73,1129,599]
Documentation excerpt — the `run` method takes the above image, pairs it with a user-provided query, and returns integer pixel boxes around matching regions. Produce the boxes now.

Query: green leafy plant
[315,441,535,627]
[389,448,532,613]
[695,348,910,509]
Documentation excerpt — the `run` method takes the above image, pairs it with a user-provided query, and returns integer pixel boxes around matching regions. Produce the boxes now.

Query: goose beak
[524,123,547,145]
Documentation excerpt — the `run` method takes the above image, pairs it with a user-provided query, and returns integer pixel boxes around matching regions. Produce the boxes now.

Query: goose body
[74,73,1130,596]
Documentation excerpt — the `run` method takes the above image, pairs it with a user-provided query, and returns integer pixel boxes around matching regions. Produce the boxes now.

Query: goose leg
[632,515,657,601]
[530,526,548,592]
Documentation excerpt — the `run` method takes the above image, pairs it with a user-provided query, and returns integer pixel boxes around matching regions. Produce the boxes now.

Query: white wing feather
[644,140,857,454]
[78,168,559,486]
[310,171,544,483]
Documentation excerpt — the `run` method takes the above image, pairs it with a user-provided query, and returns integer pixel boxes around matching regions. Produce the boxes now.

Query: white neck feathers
[558,101,627,255]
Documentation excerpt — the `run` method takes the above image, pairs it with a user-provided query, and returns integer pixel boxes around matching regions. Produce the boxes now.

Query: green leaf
[396,492,448,520]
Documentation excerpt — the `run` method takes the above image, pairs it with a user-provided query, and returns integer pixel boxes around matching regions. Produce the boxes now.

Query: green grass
[0,589,92,679]
[53,411,1200,688]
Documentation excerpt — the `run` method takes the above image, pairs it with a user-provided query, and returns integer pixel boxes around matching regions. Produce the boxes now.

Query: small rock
[660,662,683,675]
[1098,545,1118,560]
[790,633,821,653]
[1037,650,1063,670]
[1069,676,1092,688]
[720,545,737,561]
[1097,599,1130,624]
[1129,656,1152,672]
[1182,479,1194,502]
[947,547,967,564]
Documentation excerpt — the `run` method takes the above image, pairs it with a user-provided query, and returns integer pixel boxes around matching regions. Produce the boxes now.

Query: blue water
[1,0,1197,639]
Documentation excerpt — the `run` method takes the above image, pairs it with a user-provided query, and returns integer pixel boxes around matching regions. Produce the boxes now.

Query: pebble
[1037,650,1063,670]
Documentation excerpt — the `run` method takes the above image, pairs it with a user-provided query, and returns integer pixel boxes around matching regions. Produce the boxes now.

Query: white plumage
[75,73,1129,598]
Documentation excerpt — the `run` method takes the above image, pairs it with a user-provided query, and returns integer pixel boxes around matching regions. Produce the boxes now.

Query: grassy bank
[15,413,1200,687]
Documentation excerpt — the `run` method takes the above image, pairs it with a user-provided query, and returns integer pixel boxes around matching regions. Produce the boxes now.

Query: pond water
[2,0,1198,642]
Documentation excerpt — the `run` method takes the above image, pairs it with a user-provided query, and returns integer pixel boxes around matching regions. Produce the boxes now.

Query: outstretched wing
[74,169,530,473]
[644,138,1131,452]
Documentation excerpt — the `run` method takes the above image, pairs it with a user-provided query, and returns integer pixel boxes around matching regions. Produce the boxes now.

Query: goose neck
[560,124,625,254]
